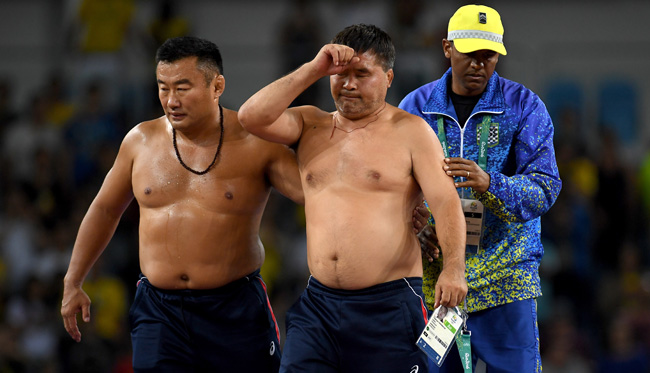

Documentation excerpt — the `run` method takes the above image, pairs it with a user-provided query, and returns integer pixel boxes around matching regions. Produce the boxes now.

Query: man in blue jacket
[399,5,561,372]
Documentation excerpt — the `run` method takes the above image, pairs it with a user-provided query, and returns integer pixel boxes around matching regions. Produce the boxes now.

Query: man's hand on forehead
[315,44,360,76]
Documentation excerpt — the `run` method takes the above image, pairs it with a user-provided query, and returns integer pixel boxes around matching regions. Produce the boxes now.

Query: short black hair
[155,36,223,85]
[331,24,395,71]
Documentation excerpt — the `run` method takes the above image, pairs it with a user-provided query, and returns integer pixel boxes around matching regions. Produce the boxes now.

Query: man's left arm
[410,116,467,309]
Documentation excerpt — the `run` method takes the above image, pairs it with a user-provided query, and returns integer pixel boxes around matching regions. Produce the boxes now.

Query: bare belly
[305,191,423,290]
[137,206,265,290]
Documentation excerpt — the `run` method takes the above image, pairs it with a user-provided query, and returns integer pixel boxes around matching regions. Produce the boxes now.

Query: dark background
[0,0,648,372]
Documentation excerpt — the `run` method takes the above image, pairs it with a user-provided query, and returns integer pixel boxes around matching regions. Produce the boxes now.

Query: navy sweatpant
[280,276,429,373]
[129,271,281,373]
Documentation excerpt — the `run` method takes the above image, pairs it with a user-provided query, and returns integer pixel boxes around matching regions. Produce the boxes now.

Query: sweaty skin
[298,105,450,290]
[60,55,431,343]
[61,57,303,342]
[239,44,467,305]
[133,109,302,289]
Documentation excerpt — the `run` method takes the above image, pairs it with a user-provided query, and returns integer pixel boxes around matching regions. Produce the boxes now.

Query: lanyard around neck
[436,115,490,170]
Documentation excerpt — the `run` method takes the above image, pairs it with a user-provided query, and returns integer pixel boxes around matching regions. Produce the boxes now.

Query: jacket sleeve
[398,83,435,116]
[477,94,562,222]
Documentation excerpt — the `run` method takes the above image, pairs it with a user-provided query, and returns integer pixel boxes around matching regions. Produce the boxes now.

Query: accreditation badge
[416,306,467,367]
[461,198,484,254]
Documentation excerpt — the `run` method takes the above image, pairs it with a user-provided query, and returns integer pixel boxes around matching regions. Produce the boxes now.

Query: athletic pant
[130,270,281,373]
[281,276,429,373]
[429,298,541,373]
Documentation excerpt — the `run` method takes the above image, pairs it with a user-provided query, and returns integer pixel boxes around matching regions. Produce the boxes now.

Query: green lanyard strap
[436,114,491,170]
[477,115,491,170]
[436,113,493,373]
[455,330,473,373]
[436,115,449,158]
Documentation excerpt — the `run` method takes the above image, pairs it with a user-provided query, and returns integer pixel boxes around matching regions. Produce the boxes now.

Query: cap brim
[454,38,507,55]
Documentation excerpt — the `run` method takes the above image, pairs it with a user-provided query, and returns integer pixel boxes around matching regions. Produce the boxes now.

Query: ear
[213,75,225,100]
[442,39,452,59]
[386,69,394,88]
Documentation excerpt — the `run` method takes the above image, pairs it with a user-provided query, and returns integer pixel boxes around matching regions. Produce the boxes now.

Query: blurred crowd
[0,0,649,372]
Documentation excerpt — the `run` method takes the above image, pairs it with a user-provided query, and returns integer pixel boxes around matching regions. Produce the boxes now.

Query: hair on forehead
[331,24,395,71]
[156,36,224,85]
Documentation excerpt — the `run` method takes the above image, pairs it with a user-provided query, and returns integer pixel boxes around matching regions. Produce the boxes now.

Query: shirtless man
[60,36,301,372]
[238,24,467,372]
[60,36,430,373]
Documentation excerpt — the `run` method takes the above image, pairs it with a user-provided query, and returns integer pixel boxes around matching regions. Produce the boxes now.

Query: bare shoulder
[226,108,295,156]
[124,116,167,144]
[294,105,331,123]
[389,105,431,133]
[115,116,168,162]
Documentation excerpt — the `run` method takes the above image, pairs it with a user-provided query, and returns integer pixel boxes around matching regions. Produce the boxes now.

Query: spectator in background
[148,0,189,49]
[2,94,64,186]
[399,5,561,372]
[43,72,77,129]
[64,80,121,188]
[65,0,136,107]
[387,0,437,103]
[0,77,17,130]
[593,129,633,272]
[597,312,650,373]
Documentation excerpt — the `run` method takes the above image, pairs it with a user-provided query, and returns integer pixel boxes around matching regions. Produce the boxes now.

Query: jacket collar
[423,68,505,117]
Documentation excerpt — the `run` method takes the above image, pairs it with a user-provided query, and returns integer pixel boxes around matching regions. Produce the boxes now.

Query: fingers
[326,44,358,66]
[418,225,440,261]
[423,253,434,263]
[421,224,436,239]
[443,157,490,191]
[443,163,473,178]
[419,240,440,261]
[434,270,468,309]
[419,239,436,262]
[82,304,91,323]
[412,203,430,233]
[435,286,464,308]
[62,312,81,342]
[415,204,430,219]
[412,218,423,233]
[434,283,442,309]
[61,296,91,343]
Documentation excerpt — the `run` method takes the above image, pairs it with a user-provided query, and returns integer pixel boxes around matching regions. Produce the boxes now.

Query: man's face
[156,56,221,129]
[443,40,499,96]
[330,51,393,119]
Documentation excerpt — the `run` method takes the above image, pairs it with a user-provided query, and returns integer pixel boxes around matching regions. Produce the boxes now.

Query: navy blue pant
[129,271,281,373]
[429,299,541,373]
[280,276,429,373]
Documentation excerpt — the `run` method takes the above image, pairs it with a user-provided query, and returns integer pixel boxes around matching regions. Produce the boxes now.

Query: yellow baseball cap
[448,4,507,55]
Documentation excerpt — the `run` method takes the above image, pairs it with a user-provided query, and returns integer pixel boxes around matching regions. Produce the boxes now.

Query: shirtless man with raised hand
[238,24,467,372]
[60,36,302,373]
[60,35,431,373]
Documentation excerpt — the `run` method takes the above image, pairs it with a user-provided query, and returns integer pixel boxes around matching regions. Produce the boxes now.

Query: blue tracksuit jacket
[399,68,562,312]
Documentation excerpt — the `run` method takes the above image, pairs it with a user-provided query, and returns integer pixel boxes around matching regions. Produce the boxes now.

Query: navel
[225,191,233,200]
[180,274,189,281]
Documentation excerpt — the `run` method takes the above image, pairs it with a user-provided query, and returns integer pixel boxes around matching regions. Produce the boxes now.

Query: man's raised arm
[238,44,359,145]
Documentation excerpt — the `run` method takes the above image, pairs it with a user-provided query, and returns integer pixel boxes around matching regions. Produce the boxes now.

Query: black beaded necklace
[172,104,224,175]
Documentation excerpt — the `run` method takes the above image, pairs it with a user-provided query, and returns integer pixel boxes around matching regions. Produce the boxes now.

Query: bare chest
[298,128,412,192]
[132,144,270,211]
